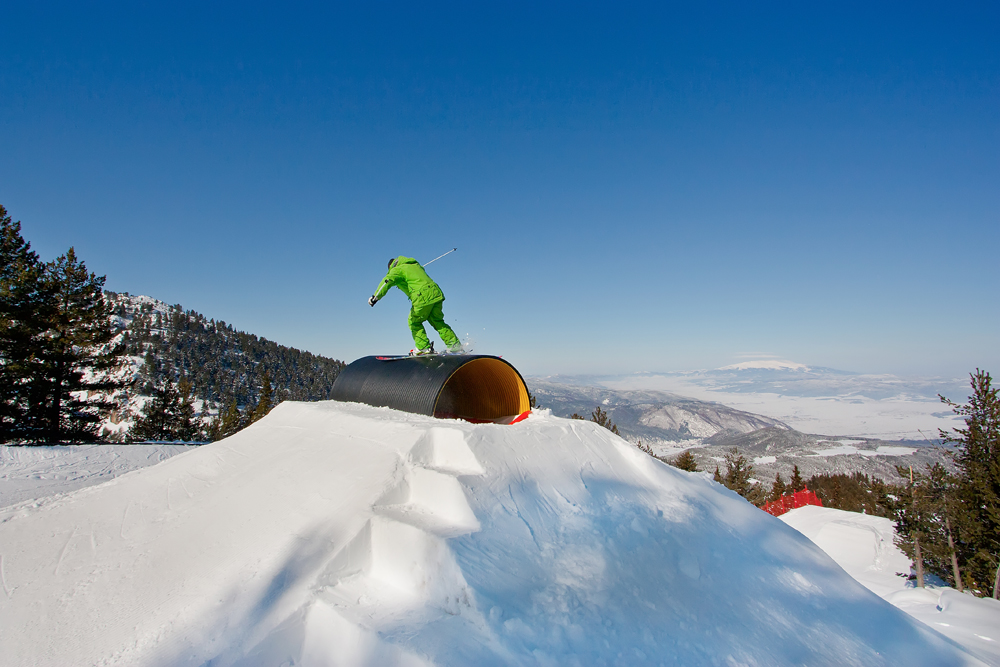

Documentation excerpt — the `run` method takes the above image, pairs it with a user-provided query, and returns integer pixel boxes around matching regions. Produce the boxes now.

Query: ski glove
[368,295,378,307]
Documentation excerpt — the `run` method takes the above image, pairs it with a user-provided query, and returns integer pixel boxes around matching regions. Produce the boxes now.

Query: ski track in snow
[0,403,990,666]
[0,554,12,599]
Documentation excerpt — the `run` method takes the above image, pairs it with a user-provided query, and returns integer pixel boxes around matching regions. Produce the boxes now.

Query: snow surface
[0,402,985,666]
[781,505,1000,666]
[0,444,197,508]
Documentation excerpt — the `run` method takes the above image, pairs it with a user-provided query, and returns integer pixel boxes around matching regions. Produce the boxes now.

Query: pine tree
[719,447,767,506]
[22,249,126,442]
[249,372,274,424]
[174,378,200,441]
[713,465,723,484]
[591,406,620,435]
[129,382,182,441]
[769,473,787,502]
[528,390,540,409]
[0,206,44,442]
[722,447,754,497]
[790,465,805,492]
[130,378,201,442]
[939,370,1000,597]
[746,483,769,507]
[672,450,699,472]
[894,463,964,591]
[208,398,243,441]
[806,471,897,517]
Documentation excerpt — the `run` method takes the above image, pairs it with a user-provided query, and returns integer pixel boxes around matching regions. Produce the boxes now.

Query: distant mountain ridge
[528,379,951,484]
[717,359,812,371]
[528,380,789,443]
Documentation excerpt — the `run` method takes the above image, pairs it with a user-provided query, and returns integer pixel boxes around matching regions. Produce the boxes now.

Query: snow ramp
[0,402,984,667]
[331,354,530,422]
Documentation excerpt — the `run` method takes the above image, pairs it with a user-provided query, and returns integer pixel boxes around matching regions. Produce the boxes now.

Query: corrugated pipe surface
[331,355,530,423]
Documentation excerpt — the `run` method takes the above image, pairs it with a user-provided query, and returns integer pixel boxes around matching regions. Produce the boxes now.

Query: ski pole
[423,248,457,267]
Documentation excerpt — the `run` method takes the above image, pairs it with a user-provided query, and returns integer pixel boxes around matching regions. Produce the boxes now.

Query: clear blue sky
[2,2,997,376]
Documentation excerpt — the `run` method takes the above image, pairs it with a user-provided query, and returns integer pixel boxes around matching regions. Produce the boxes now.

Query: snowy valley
[528,378,955,486]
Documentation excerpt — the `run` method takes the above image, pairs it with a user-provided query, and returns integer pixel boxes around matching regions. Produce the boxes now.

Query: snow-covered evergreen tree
[129,379,201,442]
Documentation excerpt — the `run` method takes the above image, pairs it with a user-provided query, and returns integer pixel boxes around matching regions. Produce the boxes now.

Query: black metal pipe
[331,354,530,422]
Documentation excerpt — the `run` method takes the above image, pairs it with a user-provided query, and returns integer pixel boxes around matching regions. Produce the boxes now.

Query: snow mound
[781,505,1000,665]
[0,402,982,666]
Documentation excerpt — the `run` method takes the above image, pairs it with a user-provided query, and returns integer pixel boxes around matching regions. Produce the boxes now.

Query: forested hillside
[108,292,345,408]
[1,203,346,444]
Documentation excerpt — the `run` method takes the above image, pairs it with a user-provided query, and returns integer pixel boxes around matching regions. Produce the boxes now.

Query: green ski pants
[408,301,461,351]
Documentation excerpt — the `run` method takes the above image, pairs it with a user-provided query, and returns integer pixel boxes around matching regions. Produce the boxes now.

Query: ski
[374,342,473,361]
[375,352,466,361]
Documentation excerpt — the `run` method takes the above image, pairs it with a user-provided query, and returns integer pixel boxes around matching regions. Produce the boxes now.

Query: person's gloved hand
[368,295,378,307]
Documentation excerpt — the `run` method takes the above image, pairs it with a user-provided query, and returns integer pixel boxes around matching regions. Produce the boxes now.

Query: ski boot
[410,342,435,356]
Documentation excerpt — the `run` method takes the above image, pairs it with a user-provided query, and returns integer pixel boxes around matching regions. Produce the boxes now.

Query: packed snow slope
[0,402,982,666]
[0,444,197,508]
[781,505,1000,666]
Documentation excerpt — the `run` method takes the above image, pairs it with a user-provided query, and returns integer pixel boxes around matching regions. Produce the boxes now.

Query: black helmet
[387,258,396,270]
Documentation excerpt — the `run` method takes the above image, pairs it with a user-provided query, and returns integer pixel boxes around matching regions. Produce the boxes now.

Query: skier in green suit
[369,256,463,355]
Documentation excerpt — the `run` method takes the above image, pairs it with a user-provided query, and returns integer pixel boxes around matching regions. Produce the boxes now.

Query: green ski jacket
[374,256,445,310]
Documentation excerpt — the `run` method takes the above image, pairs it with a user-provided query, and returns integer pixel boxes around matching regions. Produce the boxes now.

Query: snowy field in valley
[597,362,968,439]
[808,443,917,458]
[0,402,990,666]
[780,506,1000,666]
